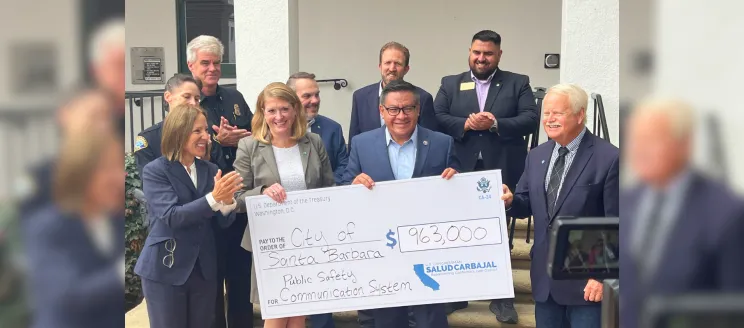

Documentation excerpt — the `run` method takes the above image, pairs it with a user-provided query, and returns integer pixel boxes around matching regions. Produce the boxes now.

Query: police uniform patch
[134,136,148,152]
[234,104,241,116]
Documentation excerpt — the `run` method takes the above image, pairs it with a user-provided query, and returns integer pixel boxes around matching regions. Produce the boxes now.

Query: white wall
[560,0,620,145]
[125,0,179,92]
[654,0,744,192]
[297,0,562,140]
[234,0,299,113]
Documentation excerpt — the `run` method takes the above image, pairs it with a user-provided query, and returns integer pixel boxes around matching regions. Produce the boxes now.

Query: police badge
[134,136,148,152]
[476,177,491,193]
[234,104,241,116]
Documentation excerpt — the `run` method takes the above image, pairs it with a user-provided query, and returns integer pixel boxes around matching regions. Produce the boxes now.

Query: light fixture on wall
[544,54,560,69]
[317,78,348,90]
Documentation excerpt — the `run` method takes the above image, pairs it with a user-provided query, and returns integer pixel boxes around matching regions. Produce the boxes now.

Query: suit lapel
[551,133,595,220]
[298,136,311,185]
[258,142,281,182]
[369,85,382,128]
[484,69,504,113]
[460,74,479,115]
[412,127,430,178]
[374,128,395,180]
[195,159,209,195]
[168,160,198,195]
[535,141,555,222]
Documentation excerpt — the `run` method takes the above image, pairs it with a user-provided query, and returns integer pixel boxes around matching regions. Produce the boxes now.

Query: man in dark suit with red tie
[433,30,539,322]
[502,83,619,328]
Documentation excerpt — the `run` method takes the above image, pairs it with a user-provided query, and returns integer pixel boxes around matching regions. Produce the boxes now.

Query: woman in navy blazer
[24,91,124,328]
[135,104,244,328]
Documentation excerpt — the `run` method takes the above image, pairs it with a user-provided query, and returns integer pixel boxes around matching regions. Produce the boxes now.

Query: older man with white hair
[186,35,255,328]
[620,97,744,328]
[501,83,620,328]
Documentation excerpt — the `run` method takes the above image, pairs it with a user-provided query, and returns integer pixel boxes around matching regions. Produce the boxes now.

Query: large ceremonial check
[246,170,514,319]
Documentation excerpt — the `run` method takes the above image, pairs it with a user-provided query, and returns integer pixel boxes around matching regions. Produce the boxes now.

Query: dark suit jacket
[233,132,336,251]
[341,126,461,185]
[24,206,124,328]
[135,157,236,285]
[134,121,226,177]
[619,172,744,328]
[309,114,349,184]
[508,131,619,305]
[433,69,538,189]
[349,82,440,145]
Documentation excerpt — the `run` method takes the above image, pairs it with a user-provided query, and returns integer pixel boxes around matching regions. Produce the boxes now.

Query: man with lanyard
[186,35,254,328]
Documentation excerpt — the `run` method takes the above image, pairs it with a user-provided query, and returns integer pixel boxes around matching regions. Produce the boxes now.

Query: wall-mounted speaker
[544,54,560,69]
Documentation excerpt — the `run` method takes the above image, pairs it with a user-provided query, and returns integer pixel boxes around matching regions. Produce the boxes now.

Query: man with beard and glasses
[433,30,539,324]
[287,72,348,186]
[349,42,440,149]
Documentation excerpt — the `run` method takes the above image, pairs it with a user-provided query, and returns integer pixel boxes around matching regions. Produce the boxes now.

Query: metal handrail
[124,84,239,152]
[591,93,611,143]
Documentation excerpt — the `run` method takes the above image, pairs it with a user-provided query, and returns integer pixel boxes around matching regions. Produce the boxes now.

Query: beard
[381,73,402,86]
[470,62,497,80]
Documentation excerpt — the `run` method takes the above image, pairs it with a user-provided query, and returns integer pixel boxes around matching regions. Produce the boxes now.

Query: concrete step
[252,300,536,328]
[511,238,533,269]
[510,218,535,240]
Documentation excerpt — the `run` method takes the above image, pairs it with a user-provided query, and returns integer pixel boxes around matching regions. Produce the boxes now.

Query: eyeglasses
[381,105,417,116]
[162,239,176,268]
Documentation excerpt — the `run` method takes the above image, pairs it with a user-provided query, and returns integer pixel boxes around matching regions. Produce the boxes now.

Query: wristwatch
[488,120,499,133]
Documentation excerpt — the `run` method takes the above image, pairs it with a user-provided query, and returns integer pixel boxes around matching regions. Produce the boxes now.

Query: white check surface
[246,170,514,319]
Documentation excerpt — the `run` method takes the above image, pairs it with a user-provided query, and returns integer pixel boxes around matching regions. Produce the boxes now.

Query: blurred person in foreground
[16,18,123,213]
[135,74,225,177]
[502,83,620,328]
[23,108,125,328]
[135,104,243,327]
[620,97,744,328]
[233,82,335,328]
[0,205,29,328]
[88,17,125,133]
[17,90,115,218]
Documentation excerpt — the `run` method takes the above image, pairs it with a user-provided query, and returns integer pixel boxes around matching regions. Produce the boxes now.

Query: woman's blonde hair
[251,82,307,144]
[161,104,211,162]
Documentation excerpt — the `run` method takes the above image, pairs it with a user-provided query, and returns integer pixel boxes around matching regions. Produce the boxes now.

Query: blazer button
[479,133,483,137]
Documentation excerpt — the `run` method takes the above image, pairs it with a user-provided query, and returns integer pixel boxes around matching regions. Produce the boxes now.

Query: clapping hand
[467,112,496,131]
[212,170,243,204]
[212,116,251,147]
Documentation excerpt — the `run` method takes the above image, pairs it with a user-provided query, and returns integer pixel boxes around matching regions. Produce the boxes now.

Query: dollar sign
[385,229,397,249]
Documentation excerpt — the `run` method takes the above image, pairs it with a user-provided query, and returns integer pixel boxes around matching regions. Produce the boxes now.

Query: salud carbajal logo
[476,177,491,193]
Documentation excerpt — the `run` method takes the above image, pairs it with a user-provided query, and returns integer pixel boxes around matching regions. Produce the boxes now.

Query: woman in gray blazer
[233,82,335,328]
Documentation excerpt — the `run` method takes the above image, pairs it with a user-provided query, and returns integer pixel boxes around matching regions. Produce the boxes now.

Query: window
[176,0,236,78]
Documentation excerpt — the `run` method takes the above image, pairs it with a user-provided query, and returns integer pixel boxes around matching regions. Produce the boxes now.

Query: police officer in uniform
[187,35,254,328]
[134,74,224,176]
